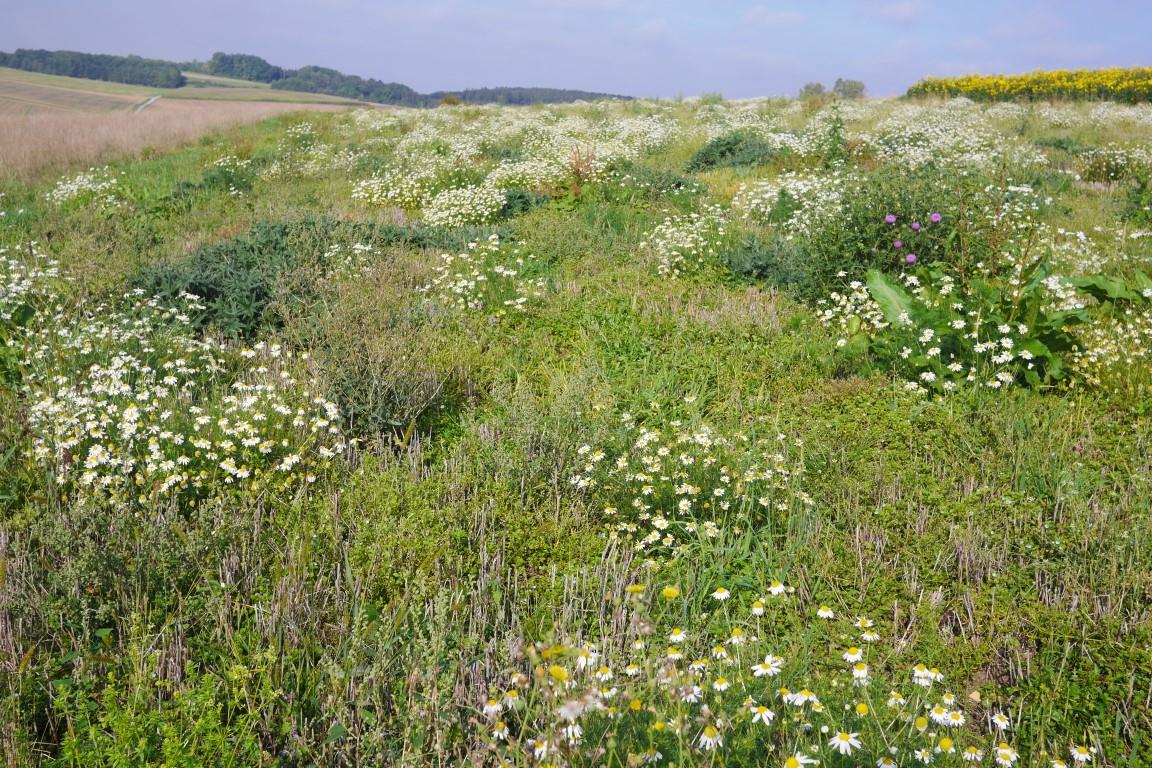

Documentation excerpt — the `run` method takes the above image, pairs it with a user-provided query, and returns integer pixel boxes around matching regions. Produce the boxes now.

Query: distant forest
[0,48,627,106]
[0,49,185,88]
[195,52,630,106]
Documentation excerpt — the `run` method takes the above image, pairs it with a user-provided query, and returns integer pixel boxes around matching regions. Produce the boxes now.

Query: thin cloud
[872,1,926,22]
[743,6,806,26]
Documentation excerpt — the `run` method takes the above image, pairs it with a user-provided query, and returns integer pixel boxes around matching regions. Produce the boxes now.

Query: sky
[2,0,1149,98]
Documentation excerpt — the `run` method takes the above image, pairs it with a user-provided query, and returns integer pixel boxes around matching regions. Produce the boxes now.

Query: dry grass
[0,78,142,115]
[0,99,355,180]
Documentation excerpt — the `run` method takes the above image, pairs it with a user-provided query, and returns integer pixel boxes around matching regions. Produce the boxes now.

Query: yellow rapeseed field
[907,67,1152,102]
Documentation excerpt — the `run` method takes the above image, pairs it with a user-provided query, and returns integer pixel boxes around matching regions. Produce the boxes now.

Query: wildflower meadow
[1,91,1150,768]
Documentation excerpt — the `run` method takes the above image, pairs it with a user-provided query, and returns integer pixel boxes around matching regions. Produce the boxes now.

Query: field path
[133,95,161,113]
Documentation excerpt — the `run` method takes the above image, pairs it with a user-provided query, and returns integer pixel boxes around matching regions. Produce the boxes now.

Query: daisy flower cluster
[1077,144,1152,183]
[21,292,345,510]
[351,161,451,210]
[421,234,547,316]
[568,406,812,562]
[422,183,507,227]
[45,166,125,208]
[1069,297,1152,397]
[472,580,1049,767]
[860,104,1044,170]
[639,205,729,277]
[485,157,571,192]
[1,244,61,324]
[818,267,1079,395]
[733,170,858,239]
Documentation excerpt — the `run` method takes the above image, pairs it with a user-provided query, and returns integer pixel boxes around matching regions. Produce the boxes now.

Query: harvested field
[0,98,356,179]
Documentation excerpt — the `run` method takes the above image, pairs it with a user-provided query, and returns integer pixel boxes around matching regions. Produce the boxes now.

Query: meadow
[0,93,1150,768]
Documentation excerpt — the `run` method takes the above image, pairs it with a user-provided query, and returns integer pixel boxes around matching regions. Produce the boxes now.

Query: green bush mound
[685,129,789,172]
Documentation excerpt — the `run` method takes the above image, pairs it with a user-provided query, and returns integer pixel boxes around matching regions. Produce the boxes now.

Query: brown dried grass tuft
[0,98,354,181]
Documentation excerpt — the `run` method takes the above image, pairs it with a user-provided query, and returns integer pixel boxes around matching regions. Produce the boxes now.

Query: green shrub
[720,233,809,288]
[1032,135,1089,155]
[743,165,979,299]
[1124,174,1152,223]
[599,160,701,203]
[820,264,1152,395]
[501,187,551,218]
[51,656,262,768]
[685,130,788,173]
[129,218,514,338]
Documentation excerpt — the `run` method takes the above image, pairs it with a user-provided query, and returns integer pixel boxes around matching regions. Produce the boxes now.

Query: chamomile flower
[1069,745,1095,763]
[751,704,776,724]
[995,743,1019,766]
[752,654,784,677]
[817,605,835,619]
[829,731,862,755]
[698,725,723,751]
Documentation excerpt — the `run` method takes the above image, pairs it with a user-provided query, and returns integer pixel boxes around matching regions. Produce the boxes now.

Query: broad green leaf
[1069,275,1139,303]
[866,270,914,325]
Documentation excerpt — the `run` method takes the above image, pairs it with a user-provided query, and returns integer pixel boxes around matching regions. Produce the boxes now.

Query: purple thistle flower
[905,253,917,264]
[894,240,903,249]
[911,221,921,231]
[930,212,943,223]
[884,214,897,224]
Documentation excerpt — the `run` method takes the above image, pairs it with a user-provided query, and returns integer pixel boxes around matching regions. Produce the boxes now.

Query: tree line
[0,47,629,106]
[0,49,185,88]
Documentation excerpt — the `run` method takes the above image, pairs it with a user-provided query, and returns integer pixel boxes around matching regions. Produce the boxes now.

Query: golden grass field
[0,67,370,178]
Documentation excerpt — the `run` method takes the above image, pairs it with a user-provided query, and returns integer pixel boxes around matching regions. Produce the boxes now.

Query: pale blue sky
[2,0,1148,97]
